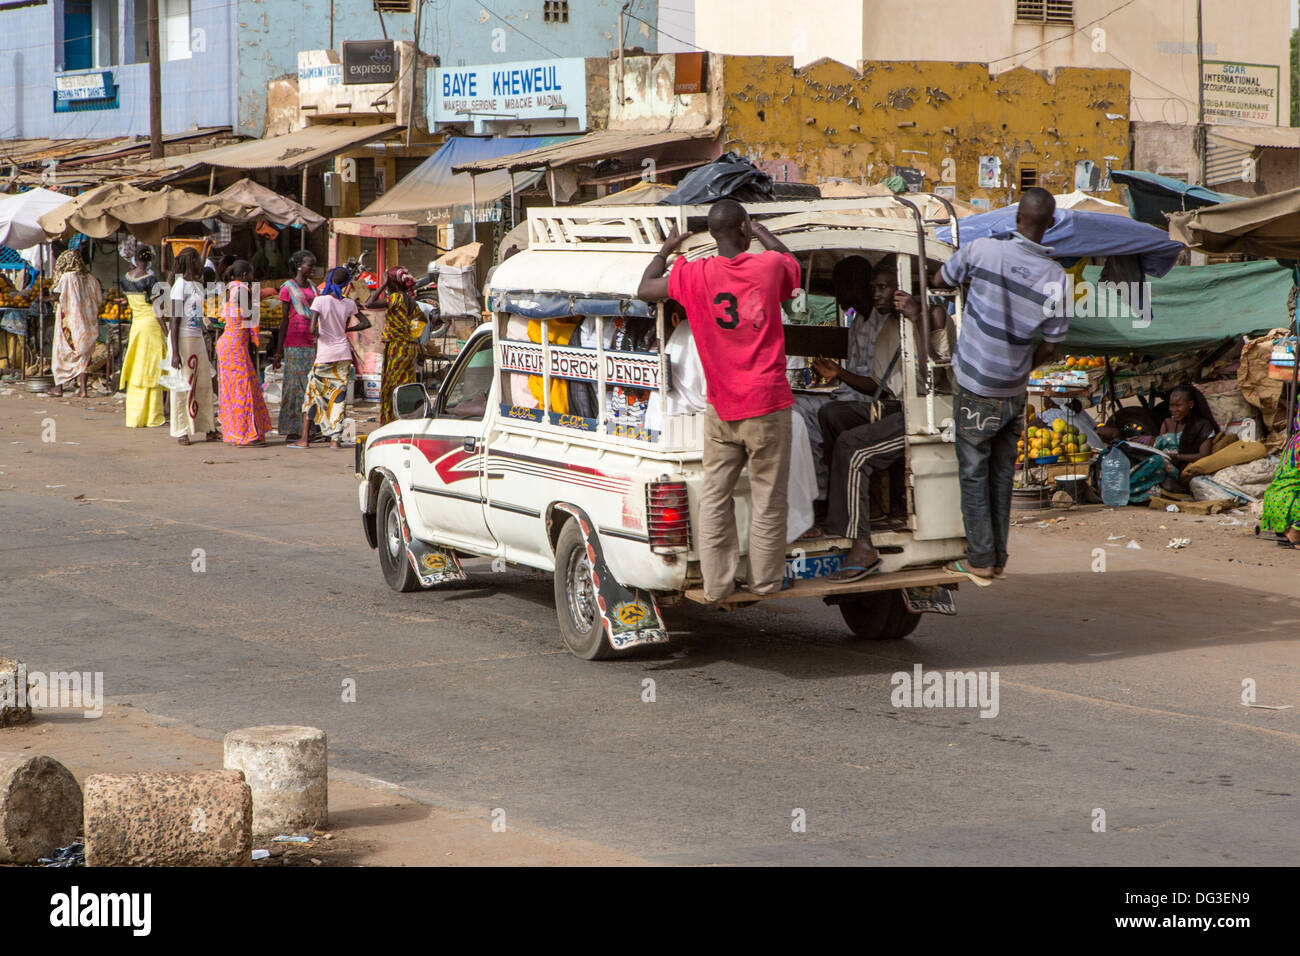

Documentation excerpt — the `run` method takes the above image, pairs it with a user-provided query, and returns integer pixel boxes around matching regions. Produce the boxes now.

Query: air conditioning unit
[322,171,341,207]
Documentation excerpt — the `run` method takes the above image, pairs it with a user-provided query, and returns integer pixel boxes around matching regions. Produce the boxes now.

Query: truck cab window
[439,335,494,420]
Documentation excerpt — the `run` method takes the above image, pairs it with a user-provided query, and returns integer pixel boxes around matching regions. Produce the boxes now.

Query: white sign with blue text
[431,58,587,132]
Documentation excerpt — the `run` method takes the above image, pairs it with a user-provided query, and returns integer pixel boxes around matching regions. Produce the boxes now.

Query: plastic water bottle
[1099,446,1131,507]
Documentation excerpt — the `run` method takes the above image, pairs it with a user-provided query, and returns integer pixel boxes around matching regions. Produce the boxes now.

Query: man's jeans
[954,387,1026,570]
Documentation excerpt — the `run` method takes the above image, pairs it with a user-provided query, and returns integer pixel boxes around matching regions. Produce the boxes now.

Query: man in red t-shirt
[637,199,801,601]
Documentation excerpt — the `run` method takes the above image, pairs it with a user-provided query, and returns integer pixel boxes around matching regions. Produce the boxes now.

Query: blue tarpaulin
[1110,169,1239,227]
[936,206,1183,278]
[359,135,578,219]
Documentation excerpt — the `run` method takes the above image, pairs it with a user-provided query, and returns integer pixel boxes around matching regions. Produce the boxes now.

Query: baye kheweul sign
[430,58,588,132]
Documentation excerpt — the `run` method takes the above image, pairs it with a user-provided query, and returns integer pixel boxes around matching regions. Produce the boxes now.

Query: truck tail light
[647,480,690,553]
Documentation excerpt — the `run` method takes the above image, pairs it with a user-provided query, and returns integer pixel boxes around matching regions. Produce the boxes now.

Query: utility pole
[1195,0,1206,185]
[147,0,162,159]
[616,3,628,114]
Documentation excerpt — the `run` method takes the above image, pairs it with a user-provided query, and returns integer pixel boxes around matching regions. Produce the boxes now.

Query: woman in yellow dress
[117,247,167,428]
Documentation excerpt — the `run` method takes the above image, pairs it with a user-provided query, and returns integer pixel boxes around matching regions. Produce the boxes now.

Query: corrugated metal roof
[137,123,405,176]
[451,127,720,174]
[1209,125,1300,150]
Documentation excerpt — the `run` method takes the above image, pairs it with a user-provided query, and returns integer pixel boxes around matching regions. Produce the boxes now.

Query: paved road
[2,392,1296,864]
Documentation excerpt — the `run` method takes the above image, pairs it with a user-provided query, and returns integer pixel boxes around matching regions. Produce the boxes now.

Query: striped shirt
[941,234,1067,398]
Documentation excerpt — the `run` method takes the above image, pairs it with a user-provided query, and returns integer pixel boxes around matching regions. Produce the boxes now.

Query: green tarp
[1060,260,1293,355]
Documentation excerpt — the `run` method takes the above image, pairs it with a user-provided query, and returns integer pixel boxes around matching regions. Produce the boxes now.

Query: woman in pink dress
[215,260,271,446]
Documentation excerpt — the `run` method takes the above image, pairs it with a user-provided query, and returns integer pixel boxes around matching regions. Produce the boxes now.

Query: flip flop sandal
[798,526,824,540]
[1277,537,1300,549]
[944,560,995,587]
[829,557,883,583]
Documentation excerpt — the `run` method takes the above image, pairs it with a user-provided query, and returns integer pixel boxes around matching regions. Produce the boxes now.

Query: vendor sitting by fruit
[1124,383,1220,501]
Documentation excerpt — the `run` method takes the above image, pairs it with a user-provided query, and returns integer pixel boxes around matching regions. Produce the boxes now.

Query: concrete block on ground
[0,753,83,863]
[224,725,327,836]
[83,770,252,867]
[0,659,32,726]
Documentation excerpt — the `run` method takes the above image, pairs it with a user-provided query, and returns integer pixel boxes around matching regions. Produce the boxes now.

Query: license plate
[785,553,843,579]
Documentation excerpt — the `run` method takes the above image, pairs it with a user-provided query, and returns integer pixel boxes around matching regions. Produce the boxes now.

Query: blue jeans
[954,387,1025,570]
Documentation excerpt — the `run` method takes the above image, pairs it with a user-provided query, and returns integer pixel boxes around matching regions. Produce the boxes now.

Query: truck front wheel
[839,590,921,641]
[553,520,614,660]
[377,483,421,593]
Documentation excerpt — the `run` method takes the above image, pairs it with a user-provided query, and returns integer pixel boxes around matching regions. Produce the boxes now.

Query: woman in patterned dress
[1261,404,1300,548]
[50,249,102,398]
[366,267,419,426]
[216,260,272,446]
[273,250,317,442]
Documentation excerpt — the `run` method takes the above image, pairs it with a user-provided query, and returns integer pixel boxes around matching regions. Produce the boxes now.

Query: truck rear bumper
[683,566,966,606]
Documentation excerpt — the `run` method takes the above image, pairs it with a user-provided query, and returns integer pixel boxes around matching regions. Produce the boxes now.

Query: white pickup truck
[357,197,974,659]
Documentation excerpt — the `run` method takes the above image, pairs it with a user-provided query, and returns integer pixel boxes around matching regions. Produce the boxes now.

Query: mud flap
[902,585,957,616]
[554,504,669,651]
[375,467,468,588]
[406,539,469,587]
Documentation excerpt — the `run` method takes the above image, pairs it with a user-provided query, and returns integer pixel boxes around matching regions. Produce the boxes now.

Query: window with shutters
[543,1,568,24]
[374,0,413,12]
[1016,0,1073,24]
[1018,165,1039,190]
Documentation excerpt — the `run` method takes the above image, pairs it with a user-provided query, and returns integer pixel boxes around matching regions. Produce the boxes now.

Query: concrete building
[694,0,1294,185]
[0,0,660,141]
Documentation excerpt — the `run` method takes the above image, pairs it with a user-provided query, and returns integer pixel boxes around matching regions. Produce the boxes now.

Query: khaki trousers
[701,405,792,601]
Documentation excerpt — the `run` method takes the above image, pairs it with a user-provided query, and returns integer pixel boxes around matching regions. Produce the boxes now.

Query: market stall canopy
[1061,260,1294,355]
[1054,190,1129,216]
[936,206,1183,278]
[1110,170,1239,226]
[135,122,405,180]
[1167,185,1300,260]
[213,178,326,231]
[358,135,576,221]
[38,182,256,244]
[0,187,75,250]
[330,215,418,238]
[451,127,721,176]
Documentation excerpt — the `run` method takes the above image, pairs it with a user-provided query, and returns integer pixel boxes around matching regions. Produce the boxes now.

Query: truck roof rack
[525,196,964,252]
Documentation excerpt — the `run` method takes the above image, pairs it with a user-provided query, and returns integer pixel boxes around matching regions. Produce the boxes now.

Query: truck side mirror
[392,382,431,420]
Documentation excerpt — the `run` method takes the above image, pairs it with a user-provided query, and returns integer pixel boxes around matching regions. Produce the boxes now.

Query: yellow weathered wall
[721,57,1131,206]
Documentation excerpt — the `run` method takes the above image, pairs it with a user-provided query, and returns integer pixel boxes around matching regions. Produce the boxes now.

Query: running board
[684,567,966,606]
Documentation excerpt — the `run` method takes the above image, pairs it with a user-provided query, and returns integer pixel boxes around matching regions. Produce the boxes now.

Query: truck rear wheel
[553,520,614,660]
[839,590,921,641]
[377,483,421,593]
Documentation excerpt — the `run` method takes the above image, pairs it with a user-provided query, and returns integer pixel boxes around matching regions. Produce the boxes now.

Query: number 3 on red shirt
[713,292,739,329]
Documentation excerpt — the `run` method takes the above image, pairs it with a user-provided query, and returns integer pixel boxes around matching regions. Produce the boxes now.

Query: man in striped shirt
[931,187,1067,583]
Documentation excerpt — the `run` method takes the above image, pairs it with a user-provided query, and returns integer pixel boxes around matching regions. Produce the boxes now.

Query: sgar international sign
[431,58,587,129]
[1202,61,1280,126]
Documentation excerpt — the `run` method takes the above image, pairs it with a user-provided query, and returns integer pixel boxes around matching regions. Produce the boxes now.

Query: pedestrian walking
[216,260,272,446]
[50,249,102,398]
[367,267,420,426]
[290,266,371,449]
[168,248,217,445]
[274,251,318,442]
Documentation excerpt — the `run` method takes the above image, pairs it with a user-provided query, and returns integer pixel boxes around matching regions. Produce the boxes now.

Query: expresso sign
[341,41,395,86]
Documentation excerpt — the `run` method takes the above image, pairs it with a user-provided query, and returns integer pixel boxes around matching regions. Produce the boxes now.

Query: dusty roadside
[1,704,645,867]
